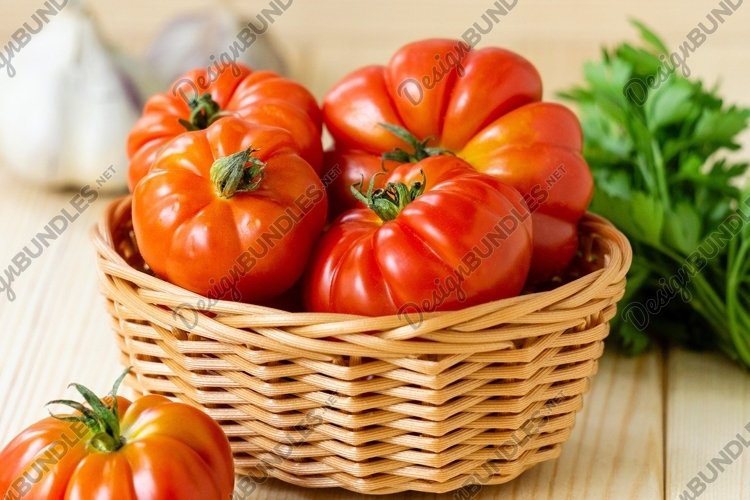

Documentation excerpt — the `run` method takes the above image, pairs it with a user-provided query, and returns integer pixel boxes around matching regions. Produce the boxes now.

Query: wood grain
[666,349,750,500]
[0,1,749,498]
[0,168,132,445]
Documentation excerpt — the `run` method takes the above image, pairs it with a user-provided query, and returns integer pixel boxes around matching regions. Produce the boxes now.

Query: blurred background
[0,0,747,104]
[1,0,744,98]
[0,0,747,192]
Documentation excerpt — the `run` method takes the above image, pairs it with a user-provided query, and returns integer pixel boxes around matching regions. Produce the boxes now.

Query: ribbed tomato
[323,39,593,281]
[304,156,533,316]
[0,372,234,500]
[127,63,322,191]
[132,116,327,303]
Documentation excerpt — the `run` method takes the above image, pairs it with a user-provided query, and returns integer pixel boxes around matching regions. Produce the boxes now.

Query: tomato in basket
[127,64,322,191]
[322,39,593,282]
[304,155,533,316]
[132,116,327,303]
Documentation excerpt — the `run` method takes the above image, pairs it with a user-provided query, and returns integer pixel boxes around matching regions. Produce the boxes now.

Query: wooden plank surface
[666,349,750,500]
[0,169,131,444]
[1,1,749,499]
[0,170,665,500]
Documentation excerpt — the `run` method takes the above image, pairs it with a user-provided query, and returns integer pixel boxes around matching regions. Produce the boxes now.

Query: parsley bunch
[560,21,750,366]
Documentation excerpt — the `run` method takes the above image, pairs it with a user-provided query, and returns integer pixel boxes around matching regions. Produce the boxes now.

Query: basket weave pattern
[92,196,631,495]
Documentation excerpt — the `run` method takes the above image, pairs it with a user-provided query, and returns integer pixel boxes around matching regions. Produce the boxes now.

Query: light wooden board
[0,163,666,500]
[1,1,750,499]
[666,349,750,500]
[0,159,666,500]
[0,170,131,444]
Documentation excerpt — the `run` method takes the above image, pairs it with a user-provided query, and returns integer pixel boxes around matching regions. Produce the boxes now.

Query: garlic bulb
[0,1,143,192]
[145,6,287,88]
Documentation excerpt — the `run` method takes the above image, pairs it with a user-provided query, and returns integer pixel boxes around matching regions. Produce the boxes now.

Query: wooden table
[1,1,749,498]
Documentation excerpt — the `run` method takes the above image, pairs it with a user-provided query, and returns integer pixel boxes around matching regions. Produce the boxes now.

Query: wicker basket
[92,196,631,495]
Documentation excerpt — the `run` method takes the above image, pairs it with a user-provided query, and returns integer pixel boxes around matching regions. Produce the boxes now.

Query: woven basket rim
[91,194,633,329]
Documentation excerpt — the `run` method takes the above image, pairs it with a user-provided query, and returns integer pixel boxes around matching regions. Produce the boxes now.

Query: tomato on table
[0,371,234,500]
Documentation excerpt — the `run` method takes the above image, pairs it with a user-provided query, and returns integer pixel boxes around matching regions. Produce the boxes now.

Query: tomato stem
[380,123,453,163]
[351,170,426,222]
[211,147,266,198]
[46,368,130,453]
[179,93,230,131]
[89,432,125,453]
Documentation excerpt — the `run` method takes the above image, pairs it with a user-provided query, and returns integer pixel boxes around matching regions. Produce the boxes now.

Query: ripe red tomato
[304,156,533,316]
[132,116,327,303]
[322,39,593,282]
[0,373,234,500]
[127,64,323,191]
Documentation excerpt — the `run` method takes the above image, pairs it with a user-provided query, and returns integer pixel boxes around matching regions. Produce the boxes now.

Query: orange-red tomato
[0,376,233,500]
[304,156,533,316]
[127,64,322,191]
[132,116,327,303]
[323,39,593,282]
